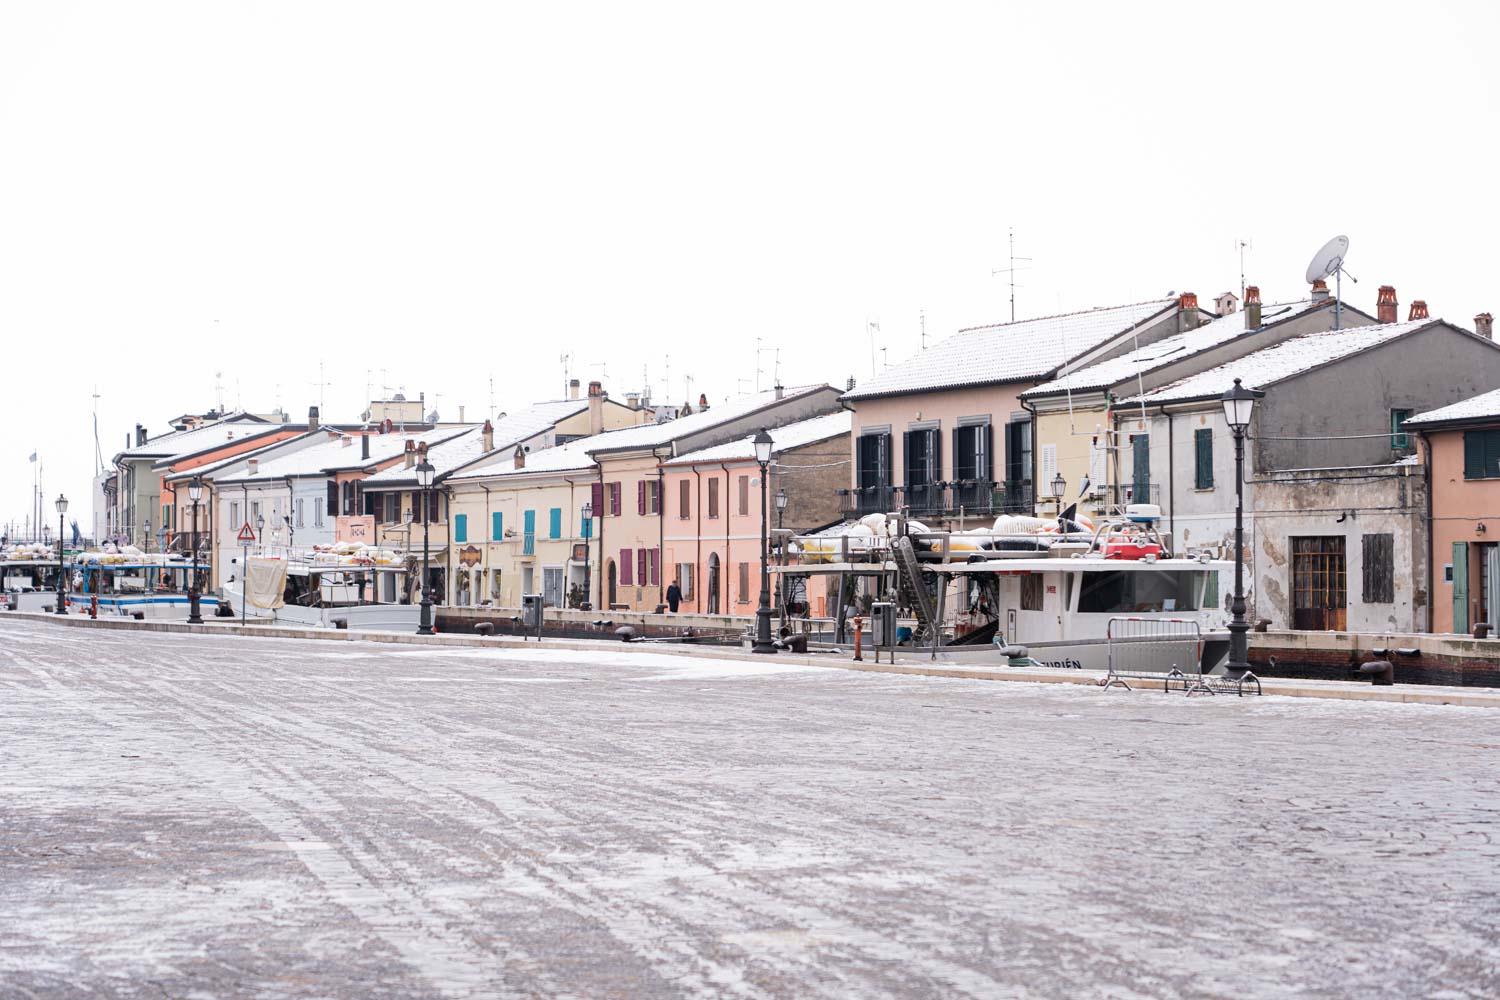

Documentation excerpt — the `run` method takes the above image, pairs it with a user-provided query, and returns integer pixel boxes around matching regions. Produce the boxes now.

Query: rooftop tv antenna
[920,309,927,350]
[992,227,1032,322]
[1236,238,1252,300]
[1306,235,1356,330]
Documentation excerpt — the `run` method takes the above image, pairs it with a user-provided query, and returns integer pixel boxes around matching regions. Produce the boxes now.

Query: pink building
[661,412,849,615]
[1408,367,1500,633]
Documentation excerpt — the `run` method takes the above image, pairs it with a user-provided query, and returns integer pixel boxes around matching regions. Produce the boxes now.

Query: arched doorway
[605,559,617,608]
[707,553,721,615]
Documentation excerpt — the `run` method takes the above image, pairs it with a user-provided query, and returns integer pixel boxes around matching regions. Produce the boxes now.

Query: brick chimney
[1311,279,1330,302]
[481,419,494,452]
[1409,300,1429,321]
[361,434,370,460]
[588,380,604,436]
[247,458,258,476]
[1178,292,1201,331]
[513,444,526,470]
[1377,285,1399,324]
[774,384,785,400]
[698,393,710,411]
[403,440,416,469]
[1476,312,1494,339]
[308,405,320,432]
[1244,286,1262,330]
[569,379,581,400]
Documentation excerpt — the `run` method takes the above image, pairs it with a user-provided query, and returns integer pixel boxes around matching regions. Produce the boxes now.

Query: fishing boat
[65,557,217,619]
[220,543,420,630]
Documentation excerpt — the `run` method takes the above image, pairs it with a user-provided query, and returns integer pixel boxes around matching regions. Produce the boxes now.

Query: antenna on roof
[867,320,880,378]
[992,227,1032,322]
[920,309,927,350]
[559,351,572,397]
[1305,235,1356,330]
[1236,238,1253,301]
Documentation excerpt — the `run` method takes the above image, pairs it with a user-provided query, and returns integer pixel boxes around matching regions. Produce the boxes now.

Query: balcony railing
[838,480,1035,519]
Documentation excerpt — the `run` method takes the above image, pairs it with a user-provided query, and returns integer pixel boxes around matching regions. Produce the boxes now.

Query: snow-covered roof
[1122,318,1439,405]
[582,385,835,454]
[361,427,484,487]
[666,411,852,466]
[116,417,274,463]
[1024,300,1326,398]
[211,428,470,485]
[450,437,599,482]
[486,399,589,445]
[1405,386,1500,428]
[842,299,1181,400]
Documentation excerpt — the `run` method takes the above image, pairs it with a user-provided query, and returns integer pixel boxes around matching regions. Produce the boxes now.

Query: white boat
[65,559,217,619]
[777,505,1232,675]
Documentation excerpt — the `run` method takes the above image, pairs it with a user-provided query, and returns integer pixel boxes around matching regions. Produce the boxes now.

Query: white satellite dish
[1305,235,1349,284]
[1304,234,1356,329]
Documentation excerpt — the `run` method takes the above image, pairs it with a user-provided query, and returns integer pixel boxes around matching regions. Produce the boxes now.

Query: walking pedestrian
[666,578,682,613]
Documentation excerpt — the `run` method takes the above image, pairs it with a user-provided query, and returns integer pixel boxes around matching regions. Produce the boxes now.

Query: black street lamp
[255,514,266,556]
[415,459,435,635]
[581,500,593,610]
[187,477,204,624]
[752,430,776,654]
[774,487,788,622]
[54,494,68,615]
[1221,377,1264,678]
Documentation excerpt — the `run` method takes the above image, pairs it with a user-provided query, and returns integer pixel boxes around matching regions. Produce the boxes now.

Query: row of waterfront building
[93,280,1500,635]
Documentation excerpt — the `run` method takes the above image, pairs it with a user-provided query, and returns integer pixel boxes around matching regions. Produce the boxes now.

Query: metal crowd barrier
[1103,617,1260,696]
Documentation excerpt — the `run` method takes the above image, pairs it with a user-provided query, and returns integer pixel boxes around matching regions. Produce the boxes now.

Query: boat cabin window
[1076,570,1206,614]
[1020,572,1044,611]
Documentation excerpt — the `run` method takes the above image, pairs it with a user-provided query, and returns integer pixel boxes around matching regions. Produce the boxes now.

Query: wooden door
[1292,536,1347,631]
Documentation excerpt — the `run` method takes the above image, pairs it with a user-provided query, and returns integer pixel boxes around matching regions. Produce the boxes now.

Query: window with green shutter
[492,511,503,540]
[1194,428,1213,489]
[1463,429,1500,479]
[548,507,562,539]
[454,514,467,543]
[1390,409,1412,450]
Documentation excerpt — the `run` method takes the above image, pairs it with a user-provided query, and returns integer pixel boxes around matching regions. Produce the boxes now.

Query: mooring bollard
[474,621,495,637]
[1358,660,1394,685]
[89,595,98,619]
[852,615,863,661]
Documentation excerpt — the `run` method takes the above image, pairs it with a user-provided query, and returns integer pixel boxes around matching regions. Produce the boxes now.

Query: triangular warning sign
[236,522,257,543]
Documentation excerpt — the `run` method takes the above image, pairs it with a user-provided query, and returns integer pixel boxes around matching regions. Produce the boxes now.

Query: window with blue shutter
[1194,429,1213,489]
[454,514,467,543]
[548,507,562,539]
[492,511,503,540]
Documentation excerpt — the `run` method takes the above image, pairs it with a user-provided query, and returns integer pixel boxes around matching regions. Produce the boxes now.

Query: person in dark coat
[666,579,682,613]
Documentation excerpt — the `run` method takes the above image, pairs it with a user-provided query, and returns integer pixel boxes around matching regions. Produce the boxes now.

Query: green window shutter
[549,508,562,539]
[1465,432,1486,479]
[1390,409,1412,450]
[454,514,467,543]
[492,511,503,540]
[1453,541,1469,633]
[523,509,535,534]
[1194,429,1213,489]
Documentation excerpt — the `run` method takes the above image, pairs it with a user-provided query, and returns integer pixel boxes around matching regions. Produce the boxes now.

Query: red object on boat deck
[1104,539,1162,560]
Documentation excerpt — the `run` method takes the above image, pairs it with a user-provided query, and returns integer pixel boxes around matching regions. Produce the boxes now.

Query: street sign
[236,522,256,543]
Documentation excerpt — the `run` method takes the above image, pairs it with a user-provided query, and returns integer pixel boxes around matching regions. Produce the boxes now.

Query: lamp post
[415,460,435,635]
[581,500,593,610]
[1221,377,1264,678]
[255,514,265,556]
[54,494,68,615]
[187,477,204,624]
[1051,473,1067,515]
[774,487,788,622]
[752,430,776,653]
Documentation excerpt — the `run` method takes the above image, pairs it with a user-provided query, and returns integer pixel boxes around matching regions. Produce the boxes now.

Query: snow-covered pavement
[2,619,1498,998]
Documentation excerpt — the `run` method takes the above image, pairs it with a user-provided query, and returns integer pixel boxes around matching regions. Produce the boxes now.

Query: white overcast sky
[2,1,1497,536]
